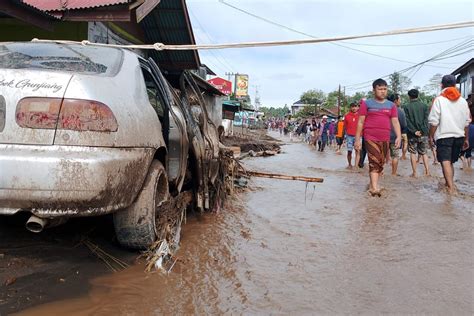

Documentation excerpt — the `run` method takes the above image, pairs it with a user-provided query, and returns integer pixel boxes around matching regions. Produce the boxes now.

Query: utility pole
[342,86,346,115]
[337,84,341,116]
[225,72,236,82]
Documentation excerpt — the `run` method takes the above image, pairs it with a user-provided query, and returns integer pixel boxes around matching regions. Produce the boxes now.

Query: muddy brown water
[17,132,474,314]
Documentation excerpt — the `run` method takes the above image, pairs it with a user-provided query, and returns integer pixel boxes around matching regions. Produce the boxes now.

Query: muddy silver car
[0,42,219,249]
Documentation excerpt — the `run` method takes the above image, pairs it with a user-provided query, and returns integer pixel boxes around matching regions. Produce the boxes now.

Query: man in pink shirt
[355,79,401,196]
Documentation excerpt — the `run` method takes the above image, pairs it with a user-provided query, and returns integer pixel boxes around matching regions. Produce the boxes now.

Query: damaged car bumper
[0,144,154,217]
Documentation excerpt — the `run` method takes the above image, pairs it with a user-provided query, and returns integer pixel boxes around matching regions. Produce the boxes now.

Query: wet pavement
[10,132,474,314]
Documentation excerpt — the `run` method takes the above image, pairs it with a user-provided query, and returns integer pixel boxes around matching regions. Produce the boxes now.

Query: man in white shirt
[428,74,471,194]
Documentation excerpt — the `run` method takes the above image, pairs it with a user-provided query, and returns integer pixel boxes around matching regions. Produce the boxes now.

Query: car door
[145,59,189,193]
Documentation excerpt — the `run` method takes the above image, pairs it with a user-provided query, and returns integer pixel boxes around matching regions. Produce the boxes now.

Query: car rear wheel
[113,160,169,249]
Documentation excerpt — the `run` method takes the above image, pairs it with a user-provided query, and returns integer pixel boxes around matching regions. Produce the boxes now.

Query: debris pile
[221,133,281,159]
[143,192,191,273]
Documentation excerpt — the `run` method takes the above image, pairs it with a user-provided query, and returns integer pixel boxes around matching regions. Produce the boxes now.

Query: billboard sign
[207,77,232,95]
[235,74,249,98]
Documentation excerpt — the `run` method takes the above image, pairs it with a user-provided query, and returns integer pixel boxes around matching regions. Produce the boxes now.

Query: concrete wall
[203,94,224,128]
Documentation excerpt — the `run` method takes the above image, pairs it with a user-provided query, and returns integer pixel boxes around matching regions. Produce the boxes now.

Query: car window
[0,42,123,76]
[140,66,165,118]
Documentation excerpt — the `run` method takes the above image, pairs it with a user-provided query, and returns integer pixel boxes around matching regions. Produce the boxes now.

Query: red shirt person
[355,79,401,196]
[343,103,360,167]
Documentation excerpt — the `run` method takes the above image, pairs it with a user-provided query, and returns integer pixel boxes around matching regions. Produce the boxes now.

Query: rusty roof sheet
[22,0,131,12]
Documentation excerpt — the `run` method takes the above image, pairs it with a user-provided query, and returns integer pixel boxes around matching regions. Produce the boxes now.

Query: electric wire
[340,36,472,47]
[344,38,473,90]
[32,21,474,51]
[189,10,237,73]
[218,0,466,68]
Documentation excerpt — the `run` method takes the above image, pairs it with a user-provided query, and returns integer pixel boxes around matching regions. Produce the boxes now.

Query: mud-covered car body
[0,42,218,225]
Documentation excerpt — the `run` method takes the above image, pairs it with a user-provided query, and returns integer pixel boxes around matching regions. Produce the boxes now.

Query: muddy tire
[113,160,169,250]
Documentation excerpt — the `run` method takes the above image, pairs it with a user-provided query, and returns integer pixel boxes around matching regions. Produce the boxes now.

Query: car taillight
[16,97,118,132]
[16,97,62,129]
[58,99,118,132]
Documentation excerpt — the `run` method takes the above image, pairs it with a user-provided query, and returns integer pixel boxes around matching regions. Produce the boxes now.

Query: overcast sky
[187,0,473,107]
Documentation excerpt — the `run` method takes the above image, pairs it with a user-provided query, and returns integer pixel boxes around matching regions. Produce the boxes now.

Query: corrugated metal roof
[141,0,200,71]
[22,0,131,12]
[6,0,59,19]
[451,58,474,76]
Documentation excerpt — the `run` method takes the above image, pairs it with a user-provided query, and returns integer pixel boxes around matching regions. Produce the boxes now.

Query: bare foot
[446,187,458,196]
[410,173,417,178]
[346,165,353,170]
[368,189,382,197]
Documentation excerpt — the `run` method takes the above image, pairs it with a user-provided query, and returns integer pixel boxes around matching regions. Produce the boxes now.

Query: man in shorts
[355,79,401,196]
[335,116,344,154]
[387,93,407,175]
[428,75,471,194]
[344,102,360,168]
[404,89,430,177]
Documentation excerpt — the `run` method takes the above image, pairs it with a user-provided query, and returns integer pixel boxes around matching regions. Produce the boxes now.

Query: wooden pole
[337,84,341,116]
[246,170,324,183]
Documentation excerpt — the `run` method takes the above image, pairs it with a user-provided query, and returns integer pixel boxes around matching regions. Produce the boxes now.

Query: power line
[344,38,473,90]
[218,0,466,68]
[339,36,472,47]
[189,10,237,73]
[197,41,230,74]
[347,37,473,85]
[33,22,474,52]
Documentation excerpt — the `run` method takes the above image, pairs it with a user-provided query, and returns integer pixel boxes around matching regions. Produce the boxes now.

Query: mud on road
[0,215,138,314]
[2,131,474,314]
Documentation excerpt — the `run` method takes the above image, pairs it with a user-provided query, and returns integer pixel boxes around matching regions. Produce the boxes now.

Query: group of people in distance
[348,75,472,196]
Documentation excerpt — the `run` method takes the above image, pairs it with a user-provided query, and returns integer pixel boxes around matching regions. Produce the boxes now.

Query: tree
[410,86,436,105]
[259,106,289,118]
[346,91,366,106]
[423,73,443,96]
[325,90,339,109]
[388,72,412,94]
[300,89,326,116]
[293,106,317,118]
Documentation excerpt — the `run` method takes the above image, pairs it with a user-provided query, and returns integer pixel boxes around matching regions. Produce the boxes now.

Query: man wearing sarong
[355,79,401,196]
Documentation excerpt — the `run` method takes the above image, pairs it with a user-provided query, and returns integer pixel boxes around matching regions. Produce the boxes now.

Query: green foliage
[388,72,412,94]
[423,73,443,95]
[325,90,339,109]
[259,105,290,118]
[400,86,436,107]
[346,91,366,105]
[300,89,326,106]
[293,105,317,118]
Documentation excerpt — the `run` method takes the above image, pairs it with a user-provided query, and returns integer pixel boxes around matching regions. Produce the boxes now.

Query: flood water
[20,132,474,315]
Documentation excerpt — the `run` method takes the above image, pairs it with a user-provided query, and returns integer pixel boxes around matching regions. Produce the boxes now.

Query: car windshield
[0,42,123,76]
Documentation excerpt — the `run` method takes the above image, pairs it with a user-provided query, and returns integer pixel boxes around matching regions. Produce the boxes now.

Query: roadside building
[451,58,474,113]
[291,99,307,115]
[0,0,200,73]
[192,73,226,129]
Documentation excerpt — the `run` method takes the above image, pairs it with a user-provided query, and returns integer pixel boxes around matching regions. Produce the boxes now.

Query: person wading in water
[355,79,401,196]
